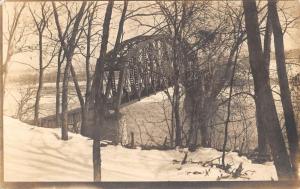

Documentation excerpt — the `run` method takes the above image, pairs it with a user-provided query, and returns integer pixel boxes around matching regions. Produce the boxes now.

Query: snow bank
[4,116,277,181]
[4,116,93,181]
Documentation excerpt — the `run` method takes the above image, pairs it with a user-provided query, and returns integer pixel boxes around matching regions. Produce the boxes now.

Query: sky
[2,0,300,75]
[3,1,156,74]
[279,0,300,51]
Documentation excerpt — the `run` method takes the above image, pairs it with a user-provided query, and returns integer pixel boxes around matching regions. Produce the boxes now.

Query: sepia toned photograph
[0,0,300,186]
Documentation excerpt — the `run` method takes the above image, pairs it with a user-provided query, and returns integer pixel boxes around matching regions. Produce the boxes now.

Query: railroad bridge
[38,35,200,143]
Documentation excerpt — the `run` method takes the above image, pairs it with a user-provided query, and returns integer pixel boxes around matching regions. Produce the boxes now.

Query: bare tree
[29,2,56,124]
[55,46,64,129]
[90,0,114,181]
[255,6,272,158]
[71,2,102,136]
[3,3,26,91]
[79,2,99,135]
[13,85,36,121]
[183,2,246,149]
[52,1,87,140]
[53,2,89,131]
[221,42,242,168]
[243,0,294,180]
[156,1,188,147]
[110,0,128,113]
[268,0,299,177]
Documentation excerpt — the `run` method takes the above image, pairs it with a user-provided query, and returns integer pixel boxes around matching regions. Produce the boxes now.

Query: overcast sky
[2,0,300,75]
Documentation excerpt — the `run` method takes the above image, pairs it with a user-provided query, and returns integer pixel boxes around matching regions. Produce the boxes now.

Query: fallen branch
[203,152,230,167]
[217,163,254,180]
[232,162,243,178]
[187,171,204,175]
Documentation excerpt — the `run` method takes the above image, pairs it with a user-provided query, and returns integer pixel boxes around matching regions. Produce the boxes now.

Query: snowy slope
[4,116,277,181]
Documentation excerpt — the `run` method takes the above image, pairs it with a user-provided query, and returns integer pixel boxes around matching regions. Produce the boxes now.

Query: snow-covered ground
[4,116,277,181]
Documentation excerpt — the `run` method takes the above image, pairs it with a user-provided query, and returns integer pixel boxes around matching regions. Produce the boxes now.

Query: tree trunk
[81,106,88,136]
[34,33,44,125]
[243,0,294,180]
[93,140,101,181]
[185,88,215,148]
[255,11,272,157]
[222,43,239,167]
[254,13,272,156]
[174,81,181,147]
[263,12,272,78]
[113,0,128,113]
[199,96,215,148]
[269,1,299,177]
[255,101,268,156]
[199,107,209,147]
[91,0,114,181]
[85,7,93,99]
[70,64,84,110]
[61,56,72,140]
[56,47,63,128]
[70,64,86,136]
[173,34,182,147]
[82,3,96,136]
[199,122,208,147]
[184,91,196,148]
[52,1,86,139]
